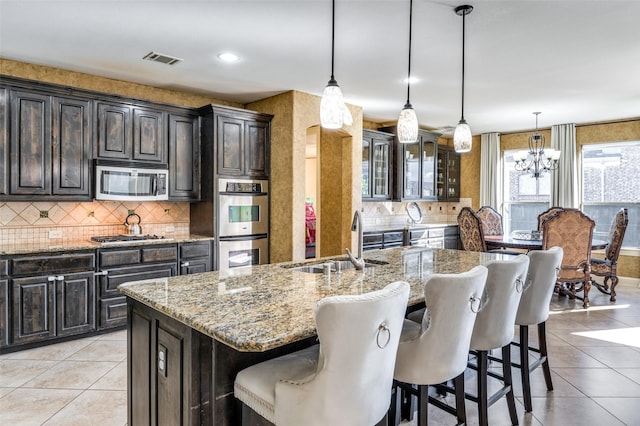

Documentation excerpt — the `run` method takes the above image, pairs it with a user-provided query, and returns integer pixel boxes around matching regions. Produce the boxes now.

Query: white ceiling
[1,0,639,134]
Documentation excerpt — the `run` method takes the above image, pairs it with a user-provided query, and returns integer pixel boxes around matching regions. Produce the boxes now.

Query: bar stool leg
[538,322,553,391]
[477,350,489,426]
[519,325,533,412]
[502,345,519,425]
[417,385,429,426]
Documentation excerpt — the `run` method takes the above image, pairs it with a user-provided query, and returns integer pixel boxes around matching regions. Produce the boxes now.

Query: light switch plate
[48,230,63,239]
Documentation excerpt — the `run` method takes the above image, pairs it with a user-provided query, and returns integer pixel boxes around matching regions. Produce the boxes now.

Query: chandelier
[514,112,561,178]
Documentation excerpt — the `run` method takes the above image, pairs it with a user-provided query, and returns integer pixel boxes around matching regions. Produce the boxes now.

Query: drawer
[179,241,211,259]
[11,253,95,276]
[444,226,459,236]
[99,248,142,268]
[99,296,128,330]
[363,233,383,245]
[99,262,177,297]
[383,231,404,243]
[141,246,177,263]
[409,229,428,241]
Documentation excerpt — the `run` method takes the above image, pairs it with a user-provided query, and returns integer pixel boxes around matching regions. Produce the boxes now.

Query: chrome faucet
[346,210,365,270]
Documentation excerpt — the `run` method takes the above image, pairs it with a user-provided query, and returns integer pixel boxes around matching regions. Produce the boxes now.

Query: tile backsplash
[0,201,190,246]
[361,198,472,229]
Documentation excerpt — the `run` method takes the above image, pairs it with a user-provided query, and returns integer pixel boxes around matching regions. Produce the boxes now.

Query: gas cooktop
[91,235,173,246]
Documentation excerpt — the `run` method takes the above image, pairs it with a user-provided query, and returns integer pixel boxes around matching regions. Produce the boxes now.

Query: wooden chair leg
[453,372,467,425]
[477,350,489,426]
[610,275,619,302]
[502,345,519,425]
[388,383,402,426]
[583,278,591,308]
[538,322,553,391]
[519,325,533,412]
[417,385,429,426]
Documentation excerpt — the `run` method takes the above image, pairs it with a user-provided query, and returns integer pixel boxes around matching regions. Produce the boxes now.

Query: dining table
[485,231,608,251]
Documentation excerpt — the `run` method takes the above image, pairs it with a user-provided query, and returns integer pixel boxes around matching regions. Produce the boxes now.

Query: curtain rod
[498,117,639,136]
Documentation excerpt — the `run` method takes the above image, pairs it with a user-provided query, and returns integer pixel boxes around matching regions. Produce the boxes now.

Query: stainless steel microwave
[95,163,168,201]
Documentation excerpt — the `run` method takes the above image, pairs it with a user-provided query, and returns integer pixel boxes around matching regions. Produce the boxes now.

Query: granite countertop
[0,234,215,256]
[119,247,508,353]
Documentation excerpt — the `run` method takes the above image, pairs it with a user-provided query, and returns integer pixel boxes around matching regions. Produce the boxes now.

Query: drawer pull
[95,270,109,276]
[181,262,190,267]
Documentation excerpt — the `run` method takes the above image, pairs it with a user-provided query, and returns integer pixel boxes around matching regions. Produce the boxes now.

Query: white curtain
[480,132,502,209]
[551,123,577,207]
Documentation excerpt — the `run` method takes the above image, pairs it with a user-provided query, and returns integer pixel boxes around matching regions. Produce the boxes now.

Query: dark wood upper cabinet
[97,102,166,164]
[133,107,165,163]
[168,113,200,200]
[436,145,461,201]
[52,96,91,196]
[4,89,92,200]
[362,129,394,201]
[199,105,272,179]
[245,119,269,177]
[216,115,245,176]
[9,90,51,195]
[96,101,131,160]
[0,87,7,196]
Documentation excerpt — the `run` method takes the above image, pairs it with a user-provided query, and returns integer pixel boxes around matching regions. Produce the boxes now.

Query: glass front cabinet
[436,145,461,201]
[362,129,393,200]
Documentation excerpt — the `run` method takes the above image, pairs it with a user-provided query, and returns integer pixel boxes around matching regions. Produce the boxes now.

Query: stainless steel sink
[284,258,387,274]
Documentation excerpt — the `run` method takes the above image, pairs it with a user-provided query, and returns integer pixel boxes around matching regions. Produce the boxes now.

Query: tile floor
[1,282,639,425]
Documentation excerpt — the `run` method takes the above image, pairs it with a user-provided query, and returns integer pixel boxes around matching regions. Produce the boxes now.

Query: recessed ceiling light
[217,52,239,63]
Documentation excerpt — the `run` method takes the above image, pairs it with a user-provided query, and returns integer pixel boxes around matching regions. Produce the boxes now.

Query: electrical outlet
[165,226,175,233]
[158,345,167,377]
[48,230,63,239]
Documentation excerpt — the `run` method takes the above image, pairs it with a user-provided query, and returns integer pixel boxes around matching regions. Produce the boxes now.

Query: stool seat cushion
[234,345,320,423]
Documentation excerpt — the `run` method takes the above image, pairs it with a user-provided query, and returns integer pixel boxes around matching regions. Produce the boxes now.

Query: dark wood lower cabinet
[128,299,316,425]
[56,271,95,337]
[0,278,8,347]
[11,275,56,344]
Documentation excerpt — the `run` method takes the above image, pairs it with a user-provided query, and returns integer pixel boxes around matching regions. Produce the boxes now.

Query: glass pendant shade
[397,104,418,143]
[320,79,344,129]
[453,119,472,153]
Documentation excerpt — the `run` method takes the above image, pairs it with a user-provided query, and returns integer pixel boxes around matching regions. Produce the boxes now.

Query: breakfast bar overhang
[119,247,509,425]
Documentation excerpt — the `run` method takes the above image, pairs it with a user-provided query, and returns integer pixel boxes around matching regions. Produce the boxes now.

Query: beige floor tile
[97,329,127,341]
[592,397,640,425]
[577,346,640,368]
[510,370,585,399]
[6,339,94,361]
[66,340,126,362]
[615,368,640,385]
[546,343,607,368]
[529,396,625,425]
[0,359,59,387]
[89,361,127,391]
[553,367,640,397]
[22,360,117,390]
[0,388,81,425]
[42,389,127,426]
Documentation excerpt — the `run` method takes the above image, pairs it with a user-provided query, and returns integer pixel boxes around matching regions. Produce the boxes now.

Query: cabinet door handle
[180,262,190,267]
[48,276,57,282]
[56,275,65,281]
[94,271,109,276]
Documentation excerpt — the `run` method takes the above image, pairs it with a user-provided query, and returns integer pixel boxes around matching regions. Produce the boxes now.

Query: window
[581,141,640,249]
[502,150,551,234]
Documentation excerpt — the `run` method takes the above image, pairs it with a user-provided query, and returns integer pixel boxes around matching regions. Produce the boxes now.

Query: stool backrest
[275,281,410,426]
[516,247,564,326]
[393,265,488,385]
[471,255,530,351]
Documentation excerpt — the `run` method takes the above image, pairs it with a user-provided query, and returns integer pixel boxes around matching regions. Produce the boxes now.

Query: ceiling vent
[143,51,182,65]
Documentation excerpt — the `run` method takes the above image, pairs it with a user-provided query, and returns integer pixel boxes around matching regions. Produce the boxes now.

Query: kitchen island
[119,247,508,425]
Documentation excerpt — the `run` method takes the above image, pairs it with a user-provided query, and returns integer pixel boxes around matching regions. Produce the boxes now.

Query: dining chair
[234,281,410,426]
[542,209,595,308]
[591,208,628,302]
[537,207,565,230]
[390,266,488,426]
[476,206,523,255]
[457,207,487,252]
[476,206,504,236]
[511,246,563,412]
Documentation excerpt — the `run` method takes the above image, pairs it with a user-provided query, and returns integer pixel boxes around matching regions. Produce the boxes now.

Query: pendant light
[397,0,419,143]
[320,0,346,129]
[453,5,473,153]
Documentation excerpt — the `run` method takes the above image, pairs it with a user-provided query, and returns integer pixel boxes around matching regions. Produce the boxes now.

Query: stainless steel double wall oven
[217,178,269,271]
